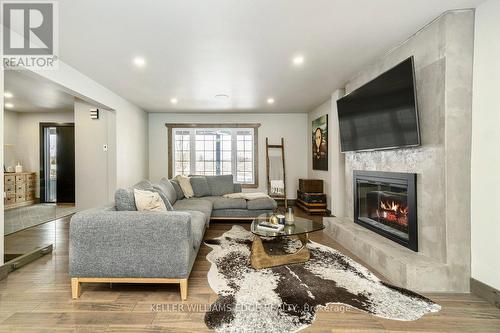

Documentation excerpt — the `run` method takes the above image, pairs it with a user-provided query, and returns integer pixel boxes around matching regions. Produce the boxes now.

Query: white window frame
[167,123,260,188]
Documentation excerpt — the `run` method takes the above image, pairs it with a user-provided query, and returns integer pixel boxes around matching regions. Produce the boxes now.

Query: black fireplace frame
[353,170,418,252]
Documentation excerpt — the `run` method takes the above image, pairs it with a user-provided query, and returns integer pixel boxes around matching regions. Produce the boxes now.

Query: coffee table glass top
[251,213,325,238]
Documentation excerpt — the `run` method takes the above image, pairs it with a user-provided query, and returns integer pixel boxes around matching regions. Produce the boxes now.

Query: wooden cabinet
[4,172,36,209]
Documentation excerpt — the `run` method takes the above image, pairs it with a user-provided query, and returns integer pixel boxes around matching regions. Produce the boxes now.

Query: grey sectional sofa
[69,175,276,300]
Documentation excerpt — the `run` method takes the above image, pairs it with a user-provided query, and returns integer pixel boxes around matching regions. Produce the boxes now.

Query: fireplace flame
[378,200,409,226]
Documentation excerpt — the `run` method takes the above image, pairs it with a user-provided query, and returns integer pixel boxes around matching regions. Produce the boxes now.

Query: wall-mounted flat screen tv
[337,56,420,152]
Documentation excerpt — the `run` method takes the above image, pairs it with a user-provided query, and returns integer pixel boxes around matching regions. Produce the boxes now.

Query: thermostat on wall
[90,108,99,119]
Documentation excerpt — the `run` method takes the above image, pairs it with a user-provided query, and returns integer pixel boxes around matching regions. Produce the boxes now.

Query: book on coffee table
[257,222,284,232]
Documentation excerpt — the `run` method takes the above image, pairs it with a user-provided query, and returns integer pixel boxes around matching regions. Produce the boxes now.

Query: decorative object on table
[283,224,296,234]
[285,206,294,224]
[6,166,14,173]
[15,162,23,173]
[297,178,328,216]
[268,214,279,225]
[204,226,440,333]
[312,114,328,171]
[266,137,288,208]
[276,214,285,225]
[257,221,284,232]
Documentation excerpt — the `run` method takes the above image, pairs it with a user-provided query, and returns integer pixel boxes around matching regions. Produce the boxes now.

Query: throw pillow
[134,189,167,212]
[155,178,178,206]
[170,179,185,200]
[115,188,137,211]
[174,175,194,198]
[190,176,210,197]
[206,175,235,196]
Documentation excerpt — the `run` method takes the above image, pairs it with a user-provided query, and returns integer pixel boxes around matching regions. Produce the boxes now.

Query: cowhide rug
[204,225,440,333]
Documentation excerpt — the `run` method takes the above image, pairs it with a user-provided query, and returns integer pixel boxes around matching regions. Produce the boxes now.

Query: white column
[330,88,346,217]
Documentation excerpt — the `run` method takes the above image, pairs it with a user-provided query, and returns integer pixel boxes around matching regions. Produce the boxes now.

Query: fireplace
[353,170,417,251]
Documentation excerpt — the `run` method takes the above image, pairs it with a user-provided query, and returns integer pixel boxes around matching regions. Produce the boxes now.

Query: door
[56,126,75,203]
[40,123,75,203]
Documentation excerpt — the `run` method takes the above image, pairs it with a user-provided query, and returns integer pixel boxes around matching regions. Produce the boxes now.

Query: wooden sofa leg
[71,278,81,299]
[180,279,188,301]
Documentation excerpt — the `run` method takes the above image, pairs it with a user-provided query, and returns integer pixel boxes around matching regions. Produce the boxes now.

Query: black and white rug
[204,225,440,332]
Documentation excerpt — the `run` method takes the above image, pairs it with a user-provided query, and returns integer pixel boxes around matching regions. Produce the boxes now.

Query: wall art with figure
[312,115,328,171]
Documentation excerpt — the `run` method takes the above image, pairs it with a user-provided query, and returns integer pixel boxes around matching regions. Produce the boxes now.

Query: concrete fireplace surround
[324,10,473,292]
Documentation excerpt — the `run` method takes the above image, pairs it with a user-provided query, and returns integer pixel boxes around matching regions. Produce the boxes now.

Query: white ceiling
[57,0,484,113]
[4,70,74,113]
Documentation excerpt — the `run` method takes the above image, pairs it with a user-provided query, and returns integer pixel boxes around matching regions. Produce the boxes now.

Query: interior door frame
[39,122,75,203]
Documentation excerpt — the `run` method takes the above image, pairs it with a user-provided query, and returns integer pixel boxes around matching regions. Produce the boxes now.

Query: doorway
[39,123,75,204]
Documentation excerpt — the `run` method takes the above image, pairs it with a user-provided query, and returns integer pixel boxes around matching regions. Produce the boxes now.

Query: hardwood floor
[0,214,499,332]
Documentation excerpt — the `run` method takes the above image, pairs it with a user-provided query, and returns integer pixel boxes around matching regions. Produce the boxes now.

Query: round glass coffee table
[250,213,325,269]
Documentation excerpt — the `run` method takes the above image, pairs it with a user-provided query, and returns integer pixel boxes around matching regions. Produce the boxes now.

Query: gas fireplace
[353,170,417,251]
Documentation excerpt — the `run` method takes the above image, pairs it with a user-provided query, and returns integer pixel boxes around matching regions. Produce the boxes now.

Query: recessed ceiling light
[4,91,13,98]
[292,55,305,66]
[215,94,230,100]
[133,57,146,67]
[5,103,14,109]
[170,98,178,104]
[267,98,275,104]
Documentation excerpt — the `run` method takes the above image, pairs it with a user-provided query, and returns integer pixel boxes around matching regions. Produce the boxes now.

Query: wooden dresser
[4,172,36,209]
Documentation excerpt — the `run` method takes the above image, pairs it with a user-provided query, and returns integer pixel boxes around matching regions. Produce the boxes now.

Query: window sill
[241,183,259,189]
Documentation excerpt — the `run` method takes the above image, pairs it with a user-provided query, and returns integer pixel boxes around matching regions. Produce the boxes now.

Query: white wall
[75,100,116,210]
[30,62,148,188]
[3,111,18,168]
[8,111,74,197]
[149,113,308,199]
[471,0,500,291]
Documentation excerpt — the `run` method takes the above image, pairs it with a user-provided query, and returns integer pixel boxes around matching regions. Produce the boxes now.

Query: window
[167,124,259,187]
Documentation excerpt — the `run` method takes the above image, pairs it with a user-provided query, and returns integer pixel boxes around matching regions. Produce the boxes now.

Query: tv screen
[337,57,420,152]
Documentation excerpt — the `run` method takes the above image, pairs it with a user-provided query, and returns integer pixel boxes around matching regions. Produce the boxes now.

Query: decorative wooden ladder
[265,137,287,209]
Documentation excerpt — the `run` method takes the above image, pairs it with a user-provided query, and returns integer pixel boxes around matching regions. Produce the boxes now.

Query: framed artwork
[312,115,328,171]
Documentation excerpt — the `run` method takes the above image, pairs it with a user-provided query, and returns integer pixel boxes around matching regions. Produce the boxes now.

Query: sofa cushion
[170,179,185,200]
[211,209,274,218]
[155,178,177,205]
[190,176,210,197]
[184,211,206,250]
[115,188,137,211]
[173,198,213,224]
[247,197,277,210]
[208,197,247,210]
[206,175,235,196]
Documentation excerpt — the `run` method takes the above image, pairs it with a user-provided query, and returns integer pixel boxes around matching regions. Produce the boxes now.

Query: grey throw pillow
[190,176,210,197]
[155,178,177,206]
[133,180,154,191]
[152,188,174,211]
[170,179,185,200]
[206,175,235,196]
[115,188,137,211]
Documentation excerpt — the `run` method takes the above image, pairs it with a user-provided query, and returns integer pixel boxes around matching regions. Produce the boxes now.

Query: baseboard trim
[471,278,500,309]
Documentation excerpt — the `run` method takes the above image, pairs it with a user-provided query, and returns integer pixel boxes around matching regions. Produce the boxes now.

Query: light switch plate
[103,144,108,152]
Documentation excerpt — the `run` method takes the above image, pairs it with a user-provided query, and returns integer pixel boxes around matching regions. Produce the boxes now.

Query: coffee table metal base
[250,233,310,269]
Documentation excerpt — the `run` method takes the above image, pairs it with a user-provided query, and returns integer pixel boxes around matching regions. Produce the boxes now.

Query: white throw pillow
[134,189,167,212]
[174,175,194,198]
